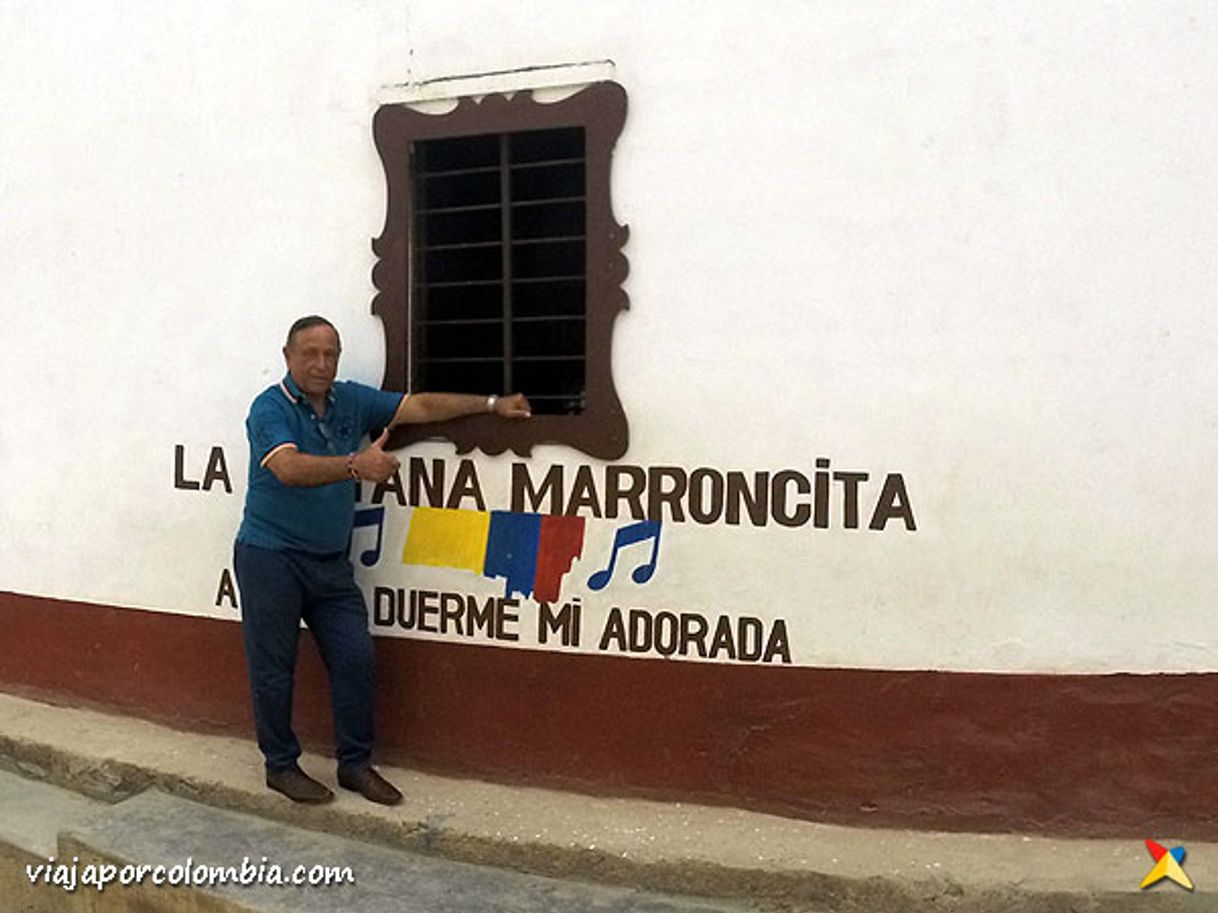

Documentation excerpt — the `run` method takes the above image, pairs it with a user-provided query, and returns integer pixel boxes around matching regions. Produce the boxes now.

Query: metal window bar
[423,314,584,326]
[512,275,585,284]
[417,201,503,216]
[421,317,507,327]
[415,276,584,290]
[498,133,513,394]
[419,164,501,178]
[509,157,585,170]
[416,195,586,216]
[415,155,584,179]
[511,235,585,246]
[421,239,503,252]
[424,356,507,364]
[416,278,503,289]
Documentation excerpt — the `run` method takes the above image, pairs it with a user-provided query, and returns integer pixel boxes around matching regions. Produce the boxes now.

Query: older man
[234,315,529,805]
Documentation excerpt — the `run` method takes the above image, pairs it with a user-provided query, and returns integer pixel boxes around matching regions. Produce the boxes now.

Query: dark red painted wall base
[1,591,1214,839]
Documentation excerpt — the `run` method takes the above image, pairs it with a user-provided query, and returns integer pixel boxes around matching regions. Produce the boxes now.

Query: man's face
[283,324,340,397]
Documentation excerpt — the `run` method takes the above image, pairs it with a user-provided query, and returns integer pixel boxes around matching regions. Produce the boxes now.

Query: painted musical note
[587,520,662,591]
[352,506,386,567]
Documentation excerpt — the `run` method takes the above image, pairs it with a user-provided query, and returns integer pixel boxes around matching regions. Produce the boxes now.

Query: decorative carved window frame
[371,81,630,459]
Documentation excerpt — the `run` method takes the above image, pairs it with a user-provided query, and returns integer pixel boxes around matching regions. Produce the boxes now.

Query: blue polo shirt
[236,374,404,554]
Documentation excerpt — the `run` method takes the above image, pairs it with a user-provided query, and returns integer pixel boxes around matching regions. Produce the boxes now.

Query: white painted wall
[2,0,1216,673]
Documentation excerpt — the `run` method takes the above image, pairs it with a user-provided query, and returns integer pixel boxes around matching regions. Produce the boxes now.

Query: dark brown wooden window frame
[371,81,630,459]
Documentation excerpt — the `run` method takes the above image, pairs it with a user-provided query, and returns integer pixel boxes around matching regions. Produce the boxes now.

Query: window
[413,127,587,413]
[372,81,630,459]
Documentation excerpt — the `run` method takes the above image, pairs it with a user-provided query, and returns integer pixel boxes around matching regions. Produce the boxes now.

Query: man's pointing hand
[493,393,532,419]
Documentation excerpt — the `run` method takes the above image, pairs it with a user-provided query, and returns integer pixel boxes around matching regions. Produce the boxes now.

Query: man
[234,315,530,805]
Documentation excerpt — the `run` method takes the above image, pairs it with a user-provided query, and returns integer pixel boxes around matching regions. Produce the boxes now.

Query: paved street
[2,770,796,913]
[76,789,784,913]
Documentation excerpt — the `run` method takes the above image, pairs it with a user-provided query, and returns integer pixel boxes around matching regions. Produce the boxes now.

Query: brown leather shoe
[337,765,402,806]
[266,766,334,804]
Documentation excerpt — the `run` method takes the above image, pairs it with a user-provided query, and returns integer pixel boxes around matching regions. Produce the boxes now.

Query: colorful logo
[1140,839,1193,891]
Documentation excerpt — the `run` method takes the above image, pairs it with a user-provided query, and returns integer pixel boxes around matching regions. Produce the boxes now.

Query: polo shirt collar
[279,373,335,408]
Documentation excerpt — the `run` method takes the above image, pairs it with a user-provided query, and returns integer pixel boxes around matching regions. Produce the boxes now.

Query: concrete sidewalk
[0,691,1208,912]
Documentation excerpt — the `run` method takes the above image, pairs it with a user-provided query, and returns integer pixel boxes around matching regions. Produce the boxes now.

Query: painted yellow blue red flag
[402,507,584,602]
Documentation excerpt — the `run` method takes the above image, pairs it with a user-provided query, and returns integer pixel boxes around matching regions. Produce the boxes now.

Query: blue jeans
[233,542,374,773]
